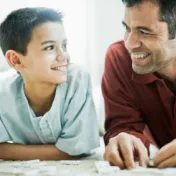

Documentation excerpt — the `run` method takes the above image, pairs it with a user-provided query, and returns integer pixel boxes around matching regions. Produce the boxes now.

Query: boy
[0,7,99,160]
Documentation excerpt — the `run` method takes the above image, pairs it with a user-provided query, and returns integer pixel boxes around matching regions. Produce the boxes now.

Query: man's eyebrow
[122,21,128,28]
[137,26,153,32]
[41,40,56,45]
[122,21,153,32]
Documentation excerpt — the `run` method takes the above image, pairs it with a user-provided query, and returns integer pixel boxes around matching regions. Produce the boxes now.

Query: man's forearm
[0,143,77,160]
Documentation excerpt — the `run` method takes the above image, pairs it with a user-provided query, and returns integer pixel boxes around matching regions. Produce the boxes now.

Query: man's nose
[124,32,142,51]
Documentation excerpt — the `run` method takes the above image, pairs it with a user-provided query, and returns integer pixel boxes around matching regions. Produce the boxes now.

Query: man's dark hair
[0,7,63,55]
[122,0,176,39]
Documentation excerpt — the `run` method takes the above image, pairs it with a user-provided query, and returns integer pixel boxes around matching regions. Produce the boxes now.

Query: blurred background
[0,0,125,134]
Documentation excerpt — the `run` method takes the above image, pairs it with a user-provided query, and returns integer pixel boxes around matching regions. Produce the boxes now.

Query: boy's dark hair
[122,0,176,39]
[0,7,63,55]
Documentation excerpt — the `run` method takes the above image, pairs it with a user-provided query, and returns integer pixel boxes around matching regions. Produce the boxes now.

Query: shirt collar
[132,71,160,84]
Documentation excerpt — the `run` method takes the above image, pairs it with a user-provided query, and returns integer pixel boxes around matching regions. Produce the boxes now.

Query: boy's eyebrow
[41,39,68,45]
[122,20,154,32]
[41,40,55,45]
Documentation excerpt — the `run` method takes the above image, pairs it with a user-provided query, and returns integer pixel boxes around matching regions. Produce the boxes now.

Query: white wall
[89,0,125,133]
[90,0,125,86]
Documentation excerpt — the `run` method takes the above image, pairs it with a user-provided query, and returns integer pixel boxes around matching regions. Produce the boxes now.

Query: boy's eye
[62,44,67,51]
[43,45,55,51]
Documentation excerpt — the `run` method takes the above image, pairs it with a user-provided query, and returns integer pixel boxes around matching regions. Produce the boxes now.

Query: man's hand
[104,132,149,170]
[153,139,176,168]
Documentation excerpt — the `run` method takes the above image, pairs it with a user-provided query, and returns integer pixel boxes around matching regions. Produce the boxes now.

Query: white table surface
[0,138,176,176]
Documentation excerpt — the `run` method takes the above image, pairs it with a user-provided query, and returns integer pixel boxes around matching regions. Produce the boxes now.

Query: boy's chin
[55,77,67,84]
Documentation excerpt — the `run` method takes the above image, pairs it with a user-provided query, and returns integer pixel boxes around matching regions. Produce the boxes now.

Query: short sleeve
[0,117,11,142]
[55,70,100,155]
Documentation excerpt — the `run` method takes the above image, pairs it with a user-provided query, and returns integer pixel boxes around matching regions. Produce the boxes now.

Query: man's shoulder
[107,40,130,59]
[109,40,127,54]
[105,40,132,74]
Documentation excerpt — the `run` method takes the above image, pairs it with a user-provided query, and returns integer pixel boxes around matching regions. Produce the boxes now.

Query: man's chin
[132,65,151,75]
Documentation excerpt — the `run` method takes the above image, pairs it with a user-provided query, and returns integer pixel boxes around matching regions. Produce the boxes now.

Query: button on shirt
[0,64,100,155]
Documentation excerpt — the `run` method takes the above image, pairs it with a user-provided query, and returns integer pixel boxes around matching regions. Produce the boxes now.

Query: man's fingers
[104,138,125,169]
[133,137,149,167]
[118,136,135,170]
[104,133,149,170]
[157,155,176,168]
[153,139,176,166]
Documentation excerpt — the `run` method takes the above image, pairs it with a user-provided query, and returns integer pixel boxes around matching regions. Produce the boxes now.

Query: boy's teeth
[52,66,67,71]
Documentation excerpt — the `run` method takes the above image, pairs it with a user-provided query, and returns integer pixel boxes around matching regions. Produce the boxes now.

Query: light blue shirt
[0,64,100,155]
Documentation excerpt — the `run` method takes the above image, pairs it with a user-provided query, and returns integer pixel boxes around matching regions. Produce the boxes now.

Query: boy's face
[20,22,69,84]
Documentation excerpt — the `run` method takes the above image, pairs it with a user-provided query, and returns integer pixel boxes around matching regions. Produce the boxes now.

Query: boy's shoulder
[58,63,91,93]
[67,63,90,84]
[0,70,22,95]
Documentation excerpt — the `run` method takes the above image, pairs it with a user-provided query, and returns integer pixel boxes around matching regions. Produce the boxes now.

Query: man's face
[20,22,69,84]
[123,1,173,74]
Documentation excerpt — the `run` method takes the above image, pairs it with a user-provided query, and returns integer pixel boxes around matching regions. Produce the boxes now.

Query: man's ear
[5,50,24,72]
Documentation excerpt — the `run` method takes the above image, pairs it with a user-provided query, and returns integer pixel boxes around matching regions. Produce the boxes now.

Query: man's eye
[140,30,151,35]
[44,45,55,51]
[123,26,130,33]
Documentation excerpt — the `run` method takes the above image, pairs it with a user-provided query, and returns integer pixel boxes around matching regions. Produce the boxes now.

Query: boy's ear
[5,50,24,72]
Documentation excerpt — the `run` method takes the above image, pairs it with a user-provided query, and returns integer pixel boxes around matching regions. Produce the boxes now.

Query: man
[102,0,176,170]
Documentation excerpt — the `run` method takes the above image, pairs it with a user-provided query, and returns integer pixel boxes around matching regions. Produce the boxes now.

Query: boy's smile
[19,22,70,85]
